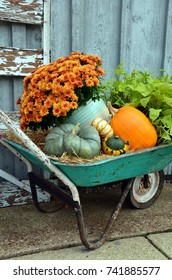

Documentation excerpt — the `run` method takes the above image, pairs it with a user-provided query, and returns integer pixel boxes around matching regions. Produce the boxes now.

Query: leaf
[149,108,162,121]
[135,84,150,97]
[163,109,172,115]
[163,96,172,107]
[102,63,172,144]
[158,83,172,95]
[161,114,172,126]
[140,97,150,108]
[114,62,125,77]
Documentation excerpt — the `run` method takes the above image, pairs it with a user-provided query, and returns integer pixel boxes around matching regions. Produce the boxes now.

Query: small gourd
[44,123,101,159]
[107,102,157,151]
[92,118,113,138]
[102,135,129,156]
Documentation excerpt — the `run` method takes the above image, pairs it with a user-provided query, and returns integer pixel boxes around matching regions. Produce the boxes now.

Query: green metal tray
[4,139,172,187]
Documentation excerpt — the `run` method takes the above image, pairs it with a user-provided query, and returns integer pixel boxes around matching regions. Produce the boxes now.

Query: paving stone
[0,183,172,259]
[11,236,167,260]
[147,232,172,259]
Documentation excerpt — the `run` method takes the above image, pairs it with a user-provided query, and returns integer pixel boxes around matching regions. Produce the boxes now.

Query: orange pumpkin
[107,102,157,151]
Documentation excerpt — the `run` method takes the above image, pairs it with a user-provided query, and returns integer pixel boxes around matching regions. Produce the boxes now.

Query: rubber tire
[128,170,164,209]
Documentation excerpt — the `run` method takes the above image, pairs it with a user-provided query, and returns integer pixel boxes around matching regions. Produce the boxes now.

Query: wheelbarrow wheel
[128,171,164,209]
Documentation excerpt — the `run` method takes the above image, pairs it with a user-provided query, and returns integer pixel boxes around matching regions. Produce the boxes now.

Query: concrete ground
[0,182,172,260]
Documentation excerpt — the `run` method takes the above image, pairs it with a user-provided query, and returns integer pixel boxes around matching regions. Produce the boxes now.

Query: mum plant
[17,52,105,130]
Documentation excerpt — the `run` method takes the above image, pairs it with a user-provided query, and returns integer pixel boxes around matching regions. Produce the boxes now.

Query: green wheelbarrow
[0,110,172,250]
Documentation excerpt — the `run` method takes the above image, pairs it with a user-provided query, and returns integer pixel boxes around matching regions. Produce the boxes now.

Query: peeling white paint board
[0,0,43,25]
[0,181,50,207]
[0,47,43,76]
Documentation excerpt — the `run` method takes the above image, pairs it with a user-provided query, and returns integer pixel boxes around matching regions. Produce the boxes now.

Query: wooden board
[120,0,168,74]
[0,47,43,76]
[0,181,50,207]
[0,0,43,25]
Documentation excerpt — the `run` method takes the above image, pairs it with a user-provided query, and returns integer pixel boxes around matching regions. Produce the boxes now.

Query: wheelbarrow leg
[74,178,134,250]
[28,172,134,249]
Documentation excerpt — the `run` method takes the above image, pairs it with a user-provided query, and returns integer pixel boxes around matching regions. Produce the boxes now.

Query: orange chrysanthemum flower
[17,51,105,130]
[85,78,94,87]
[40,107,49,117]
[53,103,61,117]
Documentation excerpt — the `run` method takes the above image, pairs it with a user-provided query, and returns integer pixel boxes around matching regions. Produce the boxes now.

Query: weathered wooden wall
[0,0,44,179]
[0,0,172,179]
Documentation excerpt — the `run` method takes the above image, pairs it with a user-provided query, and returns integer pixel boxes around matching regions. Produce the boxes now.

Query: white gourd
[92,118,113,138]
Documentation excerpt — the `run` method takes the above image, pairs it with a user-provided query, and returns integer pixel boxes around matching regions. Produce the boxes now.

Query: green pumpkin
[44,123,101,159]
[102,135,129,156]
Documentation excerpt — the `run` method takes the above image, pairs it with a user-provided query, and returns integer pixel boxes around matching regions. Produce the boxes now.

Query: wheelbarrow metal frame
[0,109,134,249]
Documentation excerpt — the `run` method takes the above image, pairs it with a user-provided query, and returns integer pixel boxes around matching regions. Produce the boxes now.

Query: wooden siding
[0,0,44,180]
[0,47,43,76]
[0,0,172,180]
[120,0,168,73]
[0,0,43,24]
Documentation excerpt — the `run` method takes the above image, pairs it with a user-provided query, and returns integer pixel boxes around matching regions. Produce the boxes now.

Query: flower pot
[64,98,111,128]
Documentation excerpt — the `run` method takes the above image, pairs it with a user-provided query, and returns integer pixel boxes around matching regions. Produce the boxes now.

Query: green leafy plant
[100,63,172,145]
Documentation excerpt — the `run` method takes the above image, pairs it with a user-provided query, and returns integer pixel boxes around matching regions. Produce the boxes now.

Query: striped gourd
[92,118,113,138]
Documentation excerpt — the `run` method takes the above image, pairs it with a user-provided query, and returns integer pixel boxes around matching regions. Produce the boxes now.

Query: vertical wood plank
[0,21,14,175]
[72,0,122,79]
[26,25,42,49]
[163,0,172,74]
[50,0,72,61]
[0,77,15,176]
[163,0,172,173]
[12,24,27,48]
[12,23,27,106]
[71,0,85,52]
[0,21,11,46]
[0,77,13,110]
[11,23,27,178]
[120,0,168,73]
[0,144,15,180]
